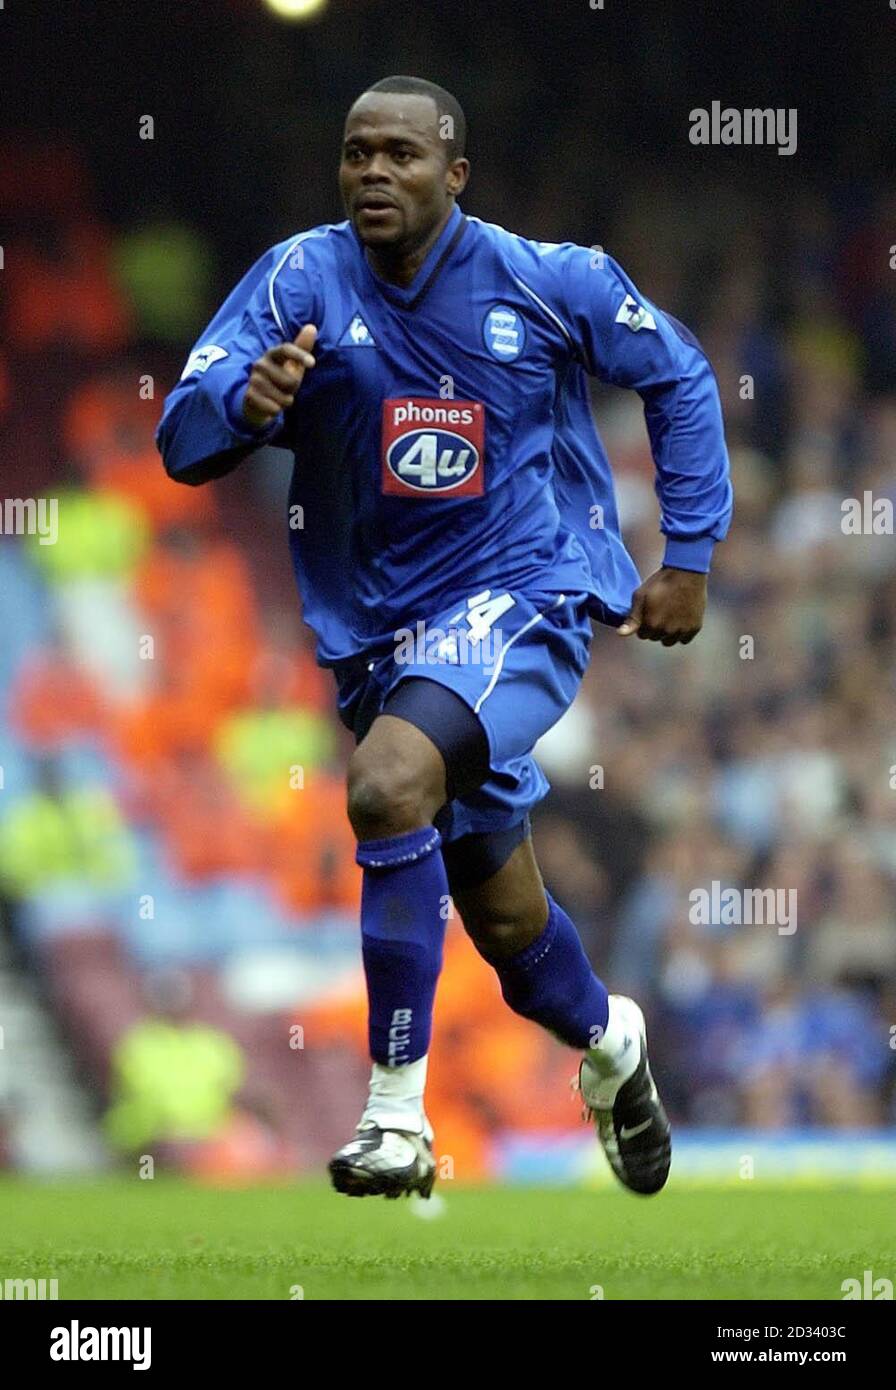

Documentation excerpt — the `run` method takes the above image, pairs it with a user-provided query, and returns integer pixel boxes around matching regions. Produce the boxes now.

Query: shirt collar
[357,203,464,307]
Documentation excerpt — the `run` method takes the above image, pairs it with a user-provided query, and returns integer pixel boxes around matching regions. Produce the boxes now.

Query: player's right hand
[242,323,318,428]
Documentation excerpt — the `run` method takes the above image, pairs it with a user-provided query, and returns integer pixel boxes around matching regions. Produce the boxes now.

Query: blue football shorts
[333,587,593,847]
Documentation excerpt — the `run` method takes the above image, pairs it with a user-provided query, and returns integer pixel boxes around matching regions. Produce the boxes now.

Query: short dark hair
[361,76,467,161]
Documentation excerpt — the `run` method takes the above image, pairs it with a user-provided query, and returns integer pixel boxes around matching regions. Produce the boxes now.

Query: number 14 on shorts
[448,590,516,643]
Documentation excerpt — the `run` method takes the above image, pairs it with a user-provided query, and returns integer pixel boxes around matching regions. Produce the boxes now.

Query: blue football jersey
[156,203,732,665]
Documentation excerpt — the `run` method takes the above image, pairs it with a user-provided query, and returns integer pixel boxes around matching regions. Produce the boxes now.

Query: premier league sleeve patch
[179,344,229,380]
[381,398,485,497]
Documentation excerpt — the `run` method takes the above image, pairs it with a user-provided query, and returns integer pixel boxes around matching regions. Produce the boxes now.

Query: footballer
[157,76,732,1200]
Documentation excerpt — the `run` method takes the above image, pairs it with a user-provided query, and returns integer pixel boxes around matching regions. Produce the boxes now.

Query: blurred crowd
[536,181,896,1131]
[1,73,895,1175]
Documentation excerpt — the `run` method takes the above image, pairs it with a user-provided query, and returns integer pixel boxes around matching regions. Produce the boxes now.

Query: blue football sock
[356,826,448,1066]
[484,893,609,1048]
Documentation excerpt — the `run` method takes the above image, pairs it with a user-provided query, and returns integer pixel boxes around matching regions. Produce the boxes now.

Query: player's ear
[446,158,470,198]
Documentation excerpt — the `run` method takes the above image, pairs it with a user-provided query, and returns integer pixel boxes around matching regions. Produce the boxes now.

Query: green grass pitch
[1,1178,894,1300]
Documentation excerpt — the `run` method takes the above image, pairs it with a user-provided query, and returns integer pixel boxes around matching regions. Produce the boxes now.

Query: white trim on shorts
[472,594,567,714]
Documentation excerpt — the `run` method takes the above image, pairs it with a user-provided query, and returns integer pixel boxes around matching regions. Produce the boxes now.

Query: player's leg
[331,587,668,1197]
[328,677,489,1199]
[445,827,671,1197]
[446,832,607,1042]
[425,589,670,1193]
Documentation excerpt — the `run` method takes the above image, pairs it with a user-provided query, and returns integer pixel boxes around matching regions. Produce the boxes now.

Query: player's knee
[461,906,545,960]
[347,750,437,841]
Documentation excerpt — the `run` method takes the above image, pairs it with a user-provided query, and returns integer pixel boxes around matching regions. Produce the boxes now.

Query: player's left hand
[618,566,707,645]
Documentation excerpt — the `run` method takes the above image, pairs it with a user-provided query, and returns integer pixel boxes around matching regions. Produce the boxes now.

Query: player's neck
[365,205,455,288]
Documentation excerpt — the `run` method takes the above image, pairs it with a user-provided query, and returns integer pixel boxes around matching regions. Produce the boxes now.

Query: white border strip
[510,274,577,355]
[267,227,336,333]
[473,594,566,714]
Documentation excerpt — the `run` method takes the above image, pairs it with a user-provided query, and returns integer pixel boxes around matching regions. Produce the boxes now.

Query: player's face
[340,94,467,252]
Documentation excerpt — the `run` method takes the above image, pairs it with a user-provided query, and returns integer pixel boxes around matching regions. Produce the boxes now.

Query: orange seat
[64,379,218,526]
[5,222,131,353]
[10,652,107,746]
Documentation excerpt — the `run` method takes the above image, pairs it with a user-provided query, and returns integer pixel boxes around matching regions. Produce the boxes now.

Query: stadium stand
[1,106,895,1177]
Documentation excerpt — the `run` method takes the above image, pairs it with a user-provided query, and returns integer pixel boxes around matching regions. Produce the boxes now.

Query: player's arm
[156,244,319,486]
[558,248,733,644]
